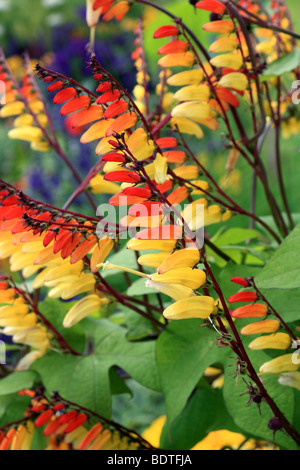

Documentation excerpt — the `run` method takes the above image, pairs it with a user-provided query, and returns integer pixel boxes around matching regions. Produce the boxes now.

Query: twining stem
[121,136,300,445]
[250,278,298,343]
[231,0,300,40]
[0,50,97,211]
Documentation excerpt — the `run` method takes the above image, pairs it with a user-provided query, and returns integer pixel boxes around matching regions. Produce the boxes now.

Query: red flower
[104,171,141,183]
[153,25,179,39]
[195,0,226,15]
[60,95,91,116]
[104,99,129,119]
[231,277,249,287]
[228,291,258,303]
[35,410,54,428]
[64,414,88,434]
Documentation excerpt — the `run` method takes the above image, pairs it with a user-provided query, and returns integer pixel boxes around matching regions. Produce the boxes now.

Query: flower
[163,296,215,320]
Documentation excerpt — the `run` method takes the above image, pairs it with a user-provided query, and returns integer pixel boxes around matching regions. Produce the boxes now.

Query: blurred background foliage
[0,0,299,433]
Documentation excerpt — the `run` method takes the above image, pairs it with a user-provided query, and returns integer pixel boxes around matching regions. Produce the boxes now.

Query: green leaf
[156,320,230,425]
[39,298,86,353]
[160,388,244,450]
[223,355,297,450]
[262,49,300,80]
[0,371,37,396]
[211,228,261,246]
[0,394,31,428]
[219,263,300,323]
[32,319,160,417]
[256,222,300,289]
[127,278,156,297]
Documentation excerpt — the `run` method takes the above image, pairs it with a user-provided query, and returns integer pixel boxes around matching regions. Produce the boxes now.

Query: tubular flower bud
[167,69,204,87]
[151,267,206,290]
[218,73,248,91]
[228,291,258,303]
[240,320,280,335]
[153,25,179,39]
[279,372,300,391]
[35,410,54,428]
[158,52,195,68]
[248,333,291,351]
[230,277,249,287]
[163,295,215,320]
[259,354,300,375]
[172,101,211,122]
[231,303,268,319]
[78,423,104,450]
[174,85,210,102]
[158,249,200,274]
[196,0,226,14]
[146,279,194,301]
[203,20,234,34]
[154,154,168,184]
[210,52,243,71]
[138,252,170,268]
[209,36,238,53]
[127,238,177,252]
[63,294,106,328]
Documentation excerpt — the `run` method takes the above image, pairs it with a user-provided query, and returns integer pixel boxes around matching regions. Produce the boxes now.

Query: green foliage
[156,320,230,425]
[256,222,300,289]
[32,319,160,418]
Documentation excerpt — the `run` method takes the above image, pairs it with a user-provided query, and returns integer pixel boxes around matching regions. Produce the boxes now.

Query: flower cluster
[0,389,149,451]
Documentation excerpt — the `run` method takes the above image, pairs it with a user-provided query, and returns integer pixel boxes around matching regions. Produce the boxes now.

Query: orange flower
[231,303,268,318]
[53,87,77,104]
[196,0,226,14]
[203,20,234,34]
[228,291,258,303]
[60,96,91,116]
[157,40,189,55]
[153,25,179,39]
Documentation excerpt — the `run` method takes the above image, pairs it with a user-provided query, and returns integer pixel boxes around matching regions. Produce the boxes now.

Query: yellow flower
[63,294,106,328]
[0,101,25,117]
[8,126,43,143]
[138,252,170,268]
[146,279,194,301]
[209,36,238,53]
[151,267,206,290]
[154,154,168,184]
[157,248,200,274]
[158,52,195,68]
[240,320,280,335]
[172,101,211,122]
[218,72,248,91]
[170,117,203,139]
[127,128,155,161]
[260,354,300,375]
[163,295,215,320]
[89,174,120,194]
[174,85,210,102]
[210,52,243,71]
[142,416,166,448]
[279,372,300,391]
[248,333,291,350]
[167,69,204,86]
[127,238,177,252]
[192,430,246,450]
